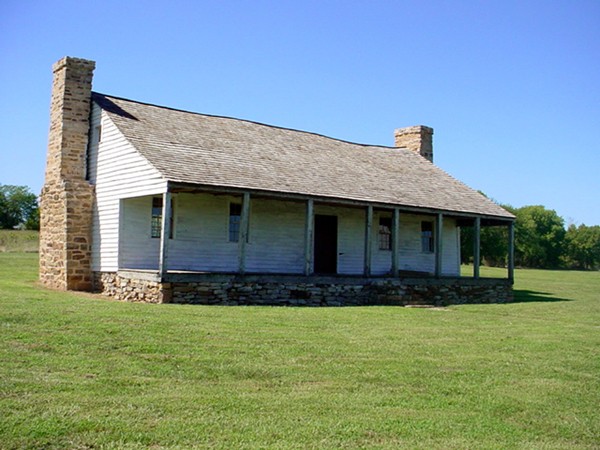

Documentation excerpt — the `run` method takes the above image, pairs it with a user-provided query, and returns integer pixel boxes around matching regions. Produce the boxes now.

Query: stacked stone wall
[39,186,67,290]
[94,272,171,304]
[40,181,95,290]
[94,272,512,307]
[39,57,96,291]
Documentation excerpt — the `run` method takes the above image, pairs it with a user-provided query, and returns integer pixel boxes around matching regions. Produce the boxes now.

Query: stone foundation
[94,271,512,306]
[94,272,171,304]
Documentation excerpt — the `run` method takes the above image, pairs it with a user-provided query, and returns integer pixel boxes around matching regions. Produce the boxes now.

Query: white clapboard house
[40,57,515,305]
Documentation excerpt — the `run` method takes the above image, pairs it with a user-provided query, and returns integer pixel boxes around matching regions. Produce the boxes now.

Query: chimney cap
[52,56,96,73]
[394,125,433,136]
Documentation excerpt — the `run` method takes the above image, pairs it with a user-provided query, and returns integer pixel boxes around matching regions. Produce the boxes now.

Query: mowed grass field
[1,253,598,449]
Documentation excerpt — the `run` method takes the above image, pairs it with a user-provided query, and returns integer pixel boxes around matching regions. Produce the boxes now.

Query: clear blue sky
[1,0,599,225]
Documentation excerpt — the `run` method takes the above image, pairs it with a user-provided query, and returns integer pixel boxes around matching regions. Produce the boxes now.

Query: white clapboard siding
[371,210,393,275]
[120,196,160,269]
[245,198,305,273]
[393,214,460,276]
[165,195,307,273]
[167,193,238,272]
[117,189,460,275]
[442,219,461,276]
[88,104,167,271]
[311,206,459,276]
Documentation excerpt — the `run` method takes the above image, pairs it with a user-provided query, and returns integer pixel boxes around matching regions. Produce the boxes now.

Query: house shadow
[92,93,139,121]
[511,289,572,303]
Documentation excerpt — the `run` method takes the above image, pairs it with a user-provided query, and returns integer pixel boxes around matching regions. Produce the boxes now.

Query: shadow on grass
[512,289,572,303]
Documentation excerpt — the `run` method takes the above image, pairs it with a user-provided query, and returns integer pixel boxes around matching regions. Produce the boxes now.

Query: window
[421,221,434,253]
[379,217,392,250]
[151,198,162,238]
[229,203,241,242]
[151,197,174,239]
[96,125,102,143]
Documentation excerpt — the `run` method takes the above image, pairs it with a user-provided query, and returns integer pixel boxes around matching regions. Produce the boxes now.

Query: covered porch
[95,183,515,305]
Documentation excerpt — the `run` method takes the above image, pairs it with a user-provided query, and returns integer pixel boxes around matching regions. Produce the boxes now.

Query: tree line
[1,184,599,270]
[461,204,600,271]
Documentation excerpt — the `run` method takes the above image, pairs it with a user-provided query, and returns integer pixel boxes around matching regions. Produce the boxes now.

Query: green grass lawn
[1,254,598,449]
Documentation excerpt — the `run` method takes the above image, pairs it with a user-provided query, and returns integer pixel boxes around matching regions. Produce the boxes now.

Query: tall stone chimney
[394,125,434,162]
[39,57,96,291]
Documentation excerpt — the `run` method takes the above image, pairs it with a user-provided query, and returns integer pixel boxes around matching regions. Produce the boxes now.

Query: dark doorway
[314,215,338,274]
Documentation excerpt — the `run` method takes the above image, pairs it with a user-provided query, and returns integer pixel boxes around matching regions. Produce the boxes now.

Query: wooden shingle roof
[93,93,514,220]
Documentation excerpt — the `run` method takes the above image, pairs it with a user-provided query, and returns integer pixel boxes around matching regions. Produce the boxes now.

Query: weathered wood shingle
[93,93,513,219]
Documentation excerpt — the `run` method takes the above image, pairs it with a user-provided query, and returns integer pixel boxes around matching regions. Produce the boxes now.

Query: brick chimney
[394,125,434,162]
[39,57,96,291]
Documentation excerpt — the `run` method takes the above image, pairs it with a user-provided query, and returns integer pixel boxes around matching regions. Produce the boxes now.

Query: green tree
[513,205,565,269]
[0,185,39,230]
[461,221,511,267]
[461,203,572,269]
[460,195,514,267]
[564,224,600,270]
[24,207,40,231]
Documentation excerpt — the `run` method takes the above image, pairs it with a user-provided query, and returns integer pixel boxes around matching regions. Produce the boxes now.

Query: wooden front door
[314,215,338,274]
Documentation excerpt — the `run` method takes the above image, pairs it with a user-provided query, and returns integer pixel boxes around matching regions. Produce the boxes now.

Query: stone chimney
[394,125,434,162]
[39,57,96,291]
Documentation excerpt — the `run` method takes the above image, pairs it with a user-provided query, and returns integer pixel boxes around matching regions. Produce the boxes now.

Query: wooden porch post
[473,217,481,279]
[508,221,515,283]
[392,208,400,277]
[435,213,443,278]
[364,205,373,276]
[158,191,172,278]
[238,192,250,274]
[117,199,124,271]
[304,199,314,275]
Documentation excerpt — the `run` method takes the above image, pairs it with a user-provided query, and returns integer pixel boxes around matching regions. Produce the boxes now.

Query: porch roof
[93,93,514,221]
